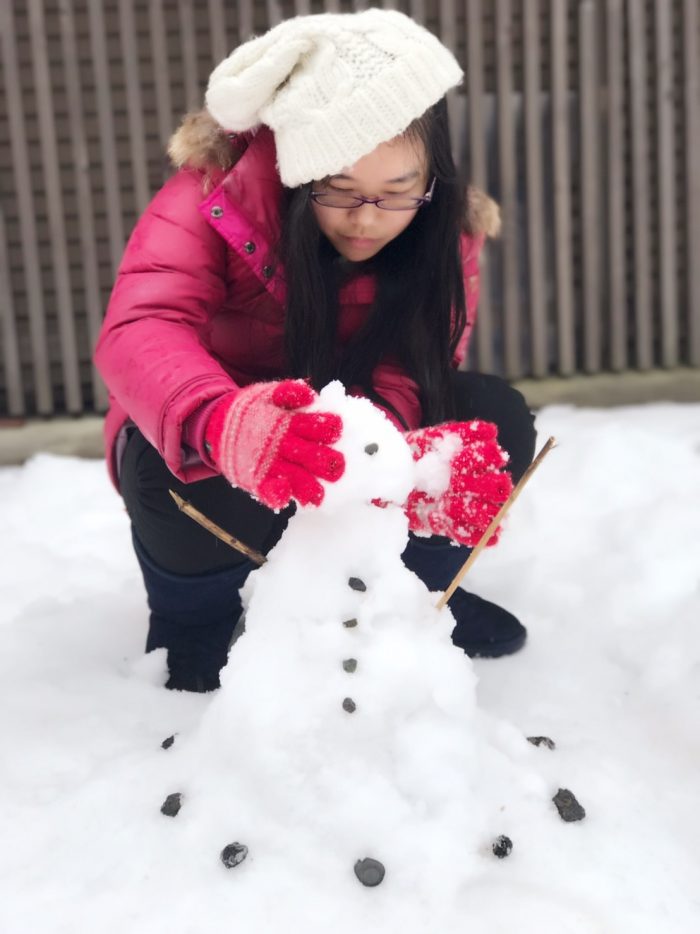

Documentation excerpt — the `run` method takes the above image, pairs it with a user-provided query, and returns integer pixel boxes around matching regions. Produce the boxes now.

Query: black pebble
[364,443,379,455]
[552,788,586,822]
[348,577,367,592]
[354,857,385,887]
[527,735,556,750]
[161,735,176,750]
[492,835,513,858]
[221,842,249,869]
[160,792,182,817]
[343,658,358,673]
[342,618,358,629]
[342,697,357,713]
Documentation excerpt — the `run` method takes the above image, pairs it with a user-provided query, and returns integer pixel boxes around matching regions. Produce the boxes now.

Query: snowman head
[312,382,415,512]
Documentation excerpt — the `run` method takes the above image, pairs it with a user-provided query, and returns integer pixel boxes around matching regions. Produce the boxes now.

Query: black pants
[120,372,536,575]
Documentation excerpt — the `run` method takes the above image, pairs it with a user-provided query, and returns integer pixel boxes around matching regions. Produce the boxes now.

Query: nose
[347,200,379,230]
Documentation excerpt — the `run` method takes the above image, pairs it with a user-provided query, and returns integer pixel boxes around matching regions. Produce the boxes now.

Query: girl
[95,9,536,692]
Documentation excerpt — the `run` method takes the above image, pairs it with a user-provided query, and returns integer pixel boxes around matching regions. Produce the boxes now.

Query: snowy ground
[1,403,699,934]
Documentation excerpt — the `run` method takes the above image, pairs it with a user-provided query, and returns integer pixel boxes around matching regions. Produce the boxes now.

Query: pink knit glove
[404,420,513,547]
[205,380,345,510]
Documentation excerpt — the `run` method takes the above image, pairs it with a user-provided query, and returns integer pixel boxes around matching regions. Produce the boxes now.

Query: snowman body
[182,384,487,899]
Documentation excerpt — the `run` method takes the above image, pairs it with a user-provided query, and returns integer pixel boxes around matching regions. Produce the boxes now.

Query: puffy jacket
[95,113,500,490]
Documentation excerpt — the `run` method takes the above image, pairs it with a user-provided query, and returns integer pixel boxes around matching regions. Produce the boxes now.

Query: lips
[342,236,378,249]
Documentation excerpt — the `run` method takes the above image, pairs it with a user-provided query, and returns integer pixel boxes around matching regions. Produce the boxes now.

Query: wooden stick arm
[435,437,557,611]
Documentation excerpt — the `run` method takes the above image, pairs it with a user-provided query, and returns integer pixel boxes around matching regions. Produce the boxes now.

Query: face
[311,135,429,262]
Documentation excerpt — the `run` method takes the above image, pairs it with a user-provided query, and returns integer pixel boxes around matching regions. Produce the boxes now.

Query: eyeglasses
[310,177,436,211]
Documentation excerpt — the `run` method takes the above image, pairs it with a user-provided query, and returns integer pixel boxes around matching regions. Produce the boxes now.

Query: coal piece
[161,735,176,750]
[160,792,182,817]
[342,697,357,713]
[364,443,379,455]
[343,658,358,673]
[348,577,367,592]
[553,788,586,822]
[342,618,358,629]
[221,842,249,869]
[354,857,385,887]
[527,735,556,750]
[492,835,513,858]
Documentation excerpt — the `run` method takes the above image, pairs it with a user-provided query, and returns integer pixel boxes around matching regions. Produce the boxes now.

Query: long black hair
[277,98,467,426]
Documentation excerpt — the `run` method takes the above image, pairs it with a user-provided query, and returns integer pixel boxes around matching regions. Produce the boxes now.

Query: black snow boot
[401,533,526,658]
[132,531,255,692]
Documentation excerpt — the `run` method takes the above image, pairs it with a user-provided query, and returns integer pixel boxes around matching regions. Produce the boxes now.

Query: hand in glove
[205,380,344,510]
[403,420,513,547]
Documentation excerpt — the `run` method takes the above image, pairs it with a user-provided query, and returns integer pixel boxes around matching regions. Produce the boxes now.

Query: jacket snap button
[244,241,256,254]
[210,205,224,218]
[262,265,274,278]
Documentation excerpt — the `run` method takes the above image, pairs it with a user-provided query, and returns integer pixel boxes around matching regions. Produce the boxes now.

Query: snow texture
[1,397,699,934]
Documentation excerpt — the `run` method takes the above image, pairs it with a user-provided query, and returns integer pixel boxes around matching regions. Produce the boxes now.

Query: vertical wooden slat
[495,0,520,378]
[118,0,150,212]
[654,0,678,368]
[266,0,283,27]
[238,0,254,41]
[579,0,602,373]
[87,0,125,277]
[605,0,626,370]
[523,0,547,377]
[207,0,229,64]
[627,0,653,370]
[58,0,108,411]
[0,207,24,416]
[0,3,53,413]
[684,0,700,365]
[550,0,575,375]
[409,0,427,23]
[149,0,174,151]
[178,0,200,110]
[465,0,494,374]
[28,0,82,412]
[293,0,312,15]
[440,0,465,166]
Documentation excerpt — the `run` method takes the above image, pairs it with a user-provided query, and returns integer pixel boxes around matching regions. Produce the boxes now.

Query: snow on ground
[1,403,699,934]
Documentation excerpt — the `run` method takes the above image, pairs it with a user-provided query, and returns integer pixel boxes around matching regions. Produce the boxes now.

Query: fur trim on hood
[168,110,501,238]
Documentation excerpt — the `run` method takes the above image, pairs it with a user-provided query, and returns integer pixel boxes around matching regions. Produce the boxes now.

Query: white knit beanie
[205,9,463,187]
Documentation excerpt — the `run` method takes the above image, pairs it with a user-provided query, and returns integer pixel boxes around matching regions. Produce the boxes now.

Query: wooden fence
[1,0,699,416]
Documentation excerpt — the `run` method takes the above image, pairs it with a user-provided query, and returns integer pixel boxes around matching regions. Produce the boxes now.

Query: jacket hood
[168,110,501,238]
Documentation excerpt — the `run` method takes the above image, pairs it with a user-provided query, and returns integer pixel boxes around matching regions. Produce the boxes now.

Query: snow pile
[1,400,699,933]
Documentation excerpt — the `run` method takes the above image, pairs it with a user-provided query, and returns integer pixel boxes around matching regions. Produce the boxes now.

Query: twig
[435,436,557,611]
[168,490,266,566]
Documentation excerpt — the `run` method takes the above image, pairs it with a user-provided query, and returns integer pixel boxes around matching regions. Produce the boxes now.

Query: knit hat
[205,9,463,187]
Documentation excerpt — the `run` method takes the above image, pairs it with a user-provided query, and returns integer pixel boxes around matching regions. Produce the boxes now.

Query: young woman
[95,9,536,692]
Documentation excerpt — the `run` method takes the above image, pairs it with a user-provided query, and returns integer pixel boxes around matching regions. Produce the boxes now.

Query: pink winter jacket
[95,116,500,491]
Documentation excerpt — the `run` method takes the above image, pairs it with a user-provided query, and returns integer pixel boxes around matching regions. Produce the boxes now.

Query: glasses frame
[310,177,436,211]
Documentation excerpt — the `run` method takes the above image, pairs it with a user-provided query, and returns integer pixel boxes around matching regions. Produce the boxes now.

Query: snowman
[161,383,543,913]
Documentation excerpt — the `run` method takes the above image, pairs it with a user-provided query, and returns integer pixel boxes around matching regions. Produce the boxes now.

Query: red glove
[404,420,513,547]
[205,380,344,510]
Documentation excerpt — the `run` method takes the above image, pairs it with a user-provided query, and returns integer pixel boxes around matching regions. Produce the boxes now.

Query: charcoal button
[364,443,379,455]
[161,735,176,750]
[342,659,357,673]
[527,735,556,750]
[553,788,586,822]
[342,697,356,713]
[348,577,367,592]
[342,618,358,629]
[221,842,249,868]
[160,792,182,817]
[492,835,513,858]
[354,858,385,886]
